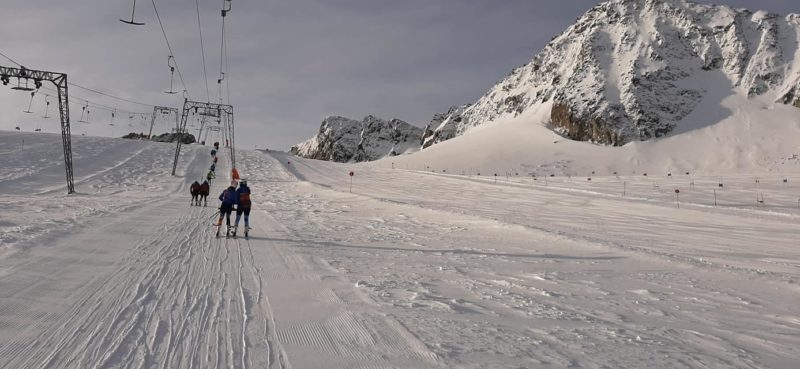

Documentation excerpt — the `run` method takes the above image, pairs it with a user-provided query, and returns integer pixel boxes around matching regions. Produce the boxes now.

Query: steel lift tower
[172,99,234,176]
[1,66,75,194]
[147,106,179,139]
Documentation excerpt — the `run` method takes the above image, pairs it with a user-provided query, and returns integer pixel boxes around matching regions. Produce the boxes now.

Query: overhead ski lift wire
[34,85,150,116]
[216,13,226,103]
[195,0,211,102]
[151,0,191,100]
[224,28,231,105]
[68,83,155,107]
[0,50,22,67]
[0,50,155,116]
[220,0,232,106]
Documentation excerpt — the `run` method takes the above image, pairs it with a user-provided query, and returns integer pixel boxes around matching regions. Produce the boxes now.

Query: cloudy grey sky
[1,0,797,149]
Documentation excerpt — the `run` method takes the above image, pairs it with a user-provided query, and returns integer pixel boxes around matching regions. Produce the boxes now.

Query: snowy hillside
[291,115,422,162]
[387,94,800,177]
[3,131,799,368]
[423,0,800,147]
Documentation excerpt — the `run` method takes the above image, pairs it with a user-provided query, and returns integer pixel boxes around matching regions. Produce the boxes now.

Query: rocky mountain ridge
[291,115,422,162]
[423,0,800,147]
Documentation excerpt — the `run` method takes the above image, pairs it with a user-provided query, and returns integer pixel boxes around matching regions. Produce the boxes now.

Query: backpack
[239,192,251,205]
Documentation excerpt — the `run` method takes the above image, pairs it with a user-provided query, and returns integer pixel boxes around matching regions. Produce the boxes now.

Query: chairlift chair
[109,110,116,126]
[120,0,145,25]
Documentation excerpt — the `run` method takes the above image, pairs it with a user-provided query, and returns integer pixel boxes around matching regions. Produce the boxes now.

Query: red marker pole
[349,171,354,193]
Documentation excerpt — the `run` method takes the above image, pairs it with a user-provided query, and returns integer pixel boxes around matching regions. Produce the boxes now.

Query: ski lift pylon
[120,0,145,25]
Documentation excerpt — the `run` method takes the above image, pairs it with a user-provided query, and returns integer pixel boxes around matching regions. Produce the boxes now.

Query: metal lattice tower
[1,66,75,194]
[147,106,179,139]
[172,99,234,176]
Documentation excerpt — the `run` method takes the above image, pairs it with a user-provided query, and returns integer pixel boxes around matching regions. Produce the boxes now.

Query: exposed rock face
[291,115,423,162]
[421,105,470,148]
[122,132,196,144]
[424,0,800,147]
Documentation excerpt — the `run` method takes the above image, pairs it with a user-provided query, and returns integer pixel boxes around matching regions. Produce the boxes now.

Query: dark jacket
[199,181,210,196]
[219,186,238,206]
[237,184,251,208]
[190,181,200,195]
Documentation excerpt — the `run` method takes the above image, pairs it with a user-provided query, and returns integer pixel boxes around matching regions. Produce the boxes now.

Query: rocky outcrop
[550,103,624,145]
[292,115,423,162]
[423,0,800,147]
[122,132,196,144]
[421,105,470,148]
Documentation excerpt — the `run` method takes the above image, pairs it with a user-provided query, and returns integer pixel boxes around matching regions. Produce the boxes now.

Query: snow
[1,130,799,368]
[385,91,800,177]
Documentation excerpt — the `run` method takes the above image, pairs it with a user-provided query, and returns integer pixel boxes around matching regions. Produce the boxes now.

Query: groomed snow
[1,131,799,368]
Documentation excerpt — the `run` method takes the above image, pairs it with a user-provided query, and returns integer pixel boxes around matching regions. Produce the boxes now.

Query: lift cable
[151,0,191,100]
[0,50,22,67]
[219,0,232,105]
[195,0,211,102]
[216,14,226,103]
[69,82,156,107]
[2,50,158,112]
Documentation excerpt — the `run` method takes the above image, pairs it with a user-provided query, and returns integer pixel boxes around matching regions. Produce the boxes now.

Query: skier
[190,180,200,206]
[206,169,216,182]
[210,163,216,173]
[213,156,218,164]
[211,149,217,157]
[233,178,251,238]
[199,180,210,206]
[215,184,238,237]
[213,141,219,150]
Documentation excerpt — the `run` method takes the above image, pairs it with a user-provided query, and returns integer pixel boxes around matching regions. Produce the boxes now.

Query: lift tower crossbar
[172,99,234,176]
[1,65,75,194]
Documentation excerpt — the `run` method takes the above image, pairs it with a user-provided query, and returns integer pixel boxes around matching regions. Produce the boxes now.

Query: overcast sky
[1,0,797,150]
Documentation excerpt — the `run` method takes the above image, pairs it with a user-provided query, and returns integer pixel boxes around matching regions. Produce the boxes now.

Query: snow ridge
[422,0,800,147]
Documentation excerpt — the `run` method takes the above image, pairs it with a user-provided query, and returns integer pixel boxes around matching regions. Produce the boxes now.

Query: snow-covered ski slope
[403,94,800,177]
[1,131,799,368]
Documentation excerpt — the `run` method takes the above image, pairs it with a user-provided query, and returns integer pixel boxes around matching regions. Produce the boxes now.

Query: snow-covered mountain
[291,115,423,162]
[423,0,800,148]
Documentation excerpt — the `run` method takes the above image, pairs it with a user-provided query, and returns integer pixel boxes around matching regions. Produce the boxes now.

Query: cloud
[1,0,796,150]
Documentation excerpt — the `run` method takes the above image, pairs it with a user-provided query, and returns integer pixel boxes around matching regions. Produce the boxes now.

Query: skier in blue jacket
[215,184,238,235]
